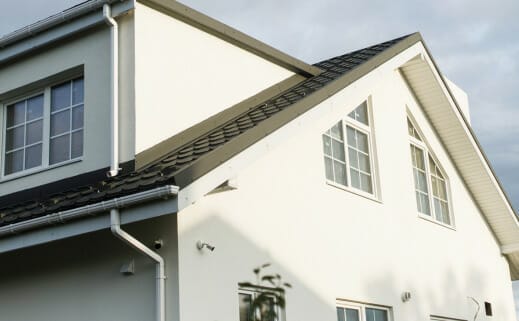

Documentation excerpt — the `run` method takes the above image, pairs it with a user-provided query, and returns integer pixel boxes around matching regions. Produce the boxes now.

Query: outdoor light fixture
[401,291,411,302]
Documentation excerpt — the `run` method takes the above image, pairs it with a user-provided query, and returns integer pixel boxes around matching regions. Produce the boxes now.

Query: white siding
[176,57,516,321]
[133,3,295,154]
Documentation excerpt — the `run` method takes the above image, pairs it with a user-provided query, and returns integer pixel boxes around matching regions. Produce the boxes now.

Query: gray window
[2,76,84,176]
[323,101,376,195]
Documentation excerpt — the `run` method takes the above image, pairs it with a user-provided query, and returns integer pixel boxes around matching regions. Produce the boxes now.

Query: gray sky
[1,0,519,315]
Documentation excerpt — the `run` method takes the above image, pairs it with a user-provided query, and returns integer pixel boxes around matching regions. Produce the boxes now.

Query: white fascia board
[0,0,134,65]
[405,43,519,232]
[0,196,178,254]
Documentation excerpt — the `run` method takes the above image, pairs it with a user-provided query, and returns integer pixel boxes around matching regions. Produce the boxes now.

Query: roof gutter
[0,0,122,48]
[0,185,179,238]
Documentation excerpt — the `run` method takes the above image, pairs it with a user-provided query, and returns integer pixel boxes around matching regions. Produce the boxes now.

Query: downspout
[103,4,120,177]
[111,209,166,321]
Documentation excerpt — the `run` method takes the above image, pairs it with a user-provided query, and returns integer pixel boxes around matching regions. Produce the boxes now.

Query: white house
[0,1,518,321]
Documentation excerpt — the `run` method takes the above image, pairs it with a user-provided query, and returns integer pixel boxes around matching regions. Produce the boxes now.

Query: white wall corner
[443,76,471,124]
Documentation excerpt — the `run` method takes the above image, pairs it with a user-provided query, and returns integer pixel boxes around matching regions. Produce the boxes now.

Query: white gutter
[103,4,120,177]
[0,0,119,48]
[0,185,179,237]
[111,208,166,321]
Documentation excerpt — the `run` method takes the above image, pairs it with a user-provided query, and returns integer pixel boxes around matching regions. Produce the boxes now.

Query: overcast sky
[1,0,519,316]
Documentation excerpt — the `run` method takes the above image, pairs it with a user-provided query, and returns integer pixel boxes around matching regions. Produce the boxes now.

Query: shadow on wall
[0,214,179,321]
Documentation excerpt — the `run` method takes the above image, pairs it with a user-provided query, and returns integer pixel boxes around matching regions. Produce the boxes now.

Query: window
[239,288,281,321]
[408,118,452,225]
[337,302,390,321]
[2,77,84,177]
[323,101,376,195]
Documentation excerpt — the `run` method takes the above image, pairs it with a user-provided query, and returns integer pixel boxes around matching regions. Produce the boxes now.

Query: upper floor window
[337,301,390,321]
[2,77,84,177]
[323,101,376,196]
[408,118,452,225]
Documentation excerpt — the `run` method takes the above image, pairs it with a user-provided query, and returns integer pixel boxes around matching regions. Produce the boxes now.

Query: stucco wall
[0,214,179,321]
[133,3,295,154]
[176,55,516,321]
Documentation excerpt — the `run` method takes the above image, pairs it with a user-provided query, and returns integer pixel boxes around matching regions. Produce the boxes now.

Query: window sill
[0,157,83,183]
[325,180,382,204]
[417,213,456,231]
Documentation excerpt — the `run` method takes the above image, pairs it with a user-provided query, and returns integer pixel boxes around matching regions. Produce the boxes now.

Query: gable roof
[0,33,419,229]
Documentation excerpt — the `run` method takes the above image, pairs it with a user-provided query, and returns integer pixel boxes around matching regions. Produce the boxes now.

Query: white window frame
[238,287,285,321]
[0,76,84,181]
[430,316,467,321]
[407,116,454,228]
[323,98,380,201]
[336,300,392,321]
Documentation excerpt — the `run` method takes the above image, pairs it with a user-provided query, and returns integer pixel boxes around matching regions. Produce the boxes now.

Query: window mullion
[343,122,351,187]
[423,152,436,218]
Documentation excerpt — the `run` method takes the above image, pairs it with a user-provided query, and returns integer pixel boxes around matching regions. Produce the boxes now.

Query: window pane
[337,307,346,321]
[345,308,360,321]
[72,105,84,130]
[414,170,428,193]
[25,144,42,169]
[51,81,71,111]
[441,201,450,224]
[71,130,84,159]
[6,126,24,151]
[332,139,345,161]
[72,78,84,104]
[51,109,71,136]
[26,120,43,145]
[5,150,23,175]
[438,180,447,200]
[346,126,356,147]
[417,192,431,215]
[334,161,347,185]
[414,146,425,170]
[239,293,252,321]
[7,101,25,127]
[365,308,388,321]
[358,153,371,173]
[350,168,360,189]
[356,103,369,125]
[26,95,44,121]
[324,157,334,181]
[348,148,359,169]
[360,173,373,193]
[357,131,369,153]
[330,122,343,140]
[50,134,70,164]
[323,135,332,156]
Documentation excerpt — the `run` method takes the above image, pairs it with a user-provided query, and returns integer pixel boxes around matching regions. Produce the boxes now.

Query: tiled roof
[0,33,419,228]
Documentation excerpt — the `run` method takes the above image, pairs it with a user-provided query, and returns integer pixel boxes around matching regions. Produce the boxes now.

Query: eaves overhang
[399,40,519,279]
[0,0,134,66]
[0,185,179,254]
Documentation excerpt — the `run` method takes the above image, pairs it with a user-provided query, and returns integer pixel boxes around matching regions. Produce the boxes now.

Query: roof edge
[135,73,307,169]
[137,0,322,77]
[172,33,422,187]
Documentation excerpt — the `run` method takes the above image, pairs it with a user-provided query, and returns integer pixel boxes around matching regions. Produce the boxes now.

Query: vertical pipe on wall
[103,4,120,177]
[110,209,166,321]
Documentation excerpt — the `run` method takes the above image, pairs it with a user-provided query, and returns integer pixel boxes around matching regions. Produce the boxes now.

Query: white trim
[336,299,392,321]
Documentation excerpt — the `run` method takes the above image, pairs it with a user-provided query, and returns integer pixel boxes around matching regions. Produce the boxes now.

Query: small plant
[238,263,292,321]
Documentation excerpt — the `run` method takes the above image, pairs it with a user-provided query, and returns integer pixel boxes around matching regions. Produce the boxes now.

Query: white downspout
[110,209,166,321]
[103,4,120,177]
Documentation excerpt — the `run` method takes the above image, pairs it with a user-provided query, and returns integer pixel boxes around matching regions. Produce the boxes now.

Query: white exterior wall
[176,54,516,321]
[133,3,295,153]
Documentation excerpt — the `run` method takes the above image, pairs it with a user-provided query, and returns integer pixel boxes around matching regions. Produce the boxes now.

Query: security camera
[154,239,164,250]
[196,240,215,252]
